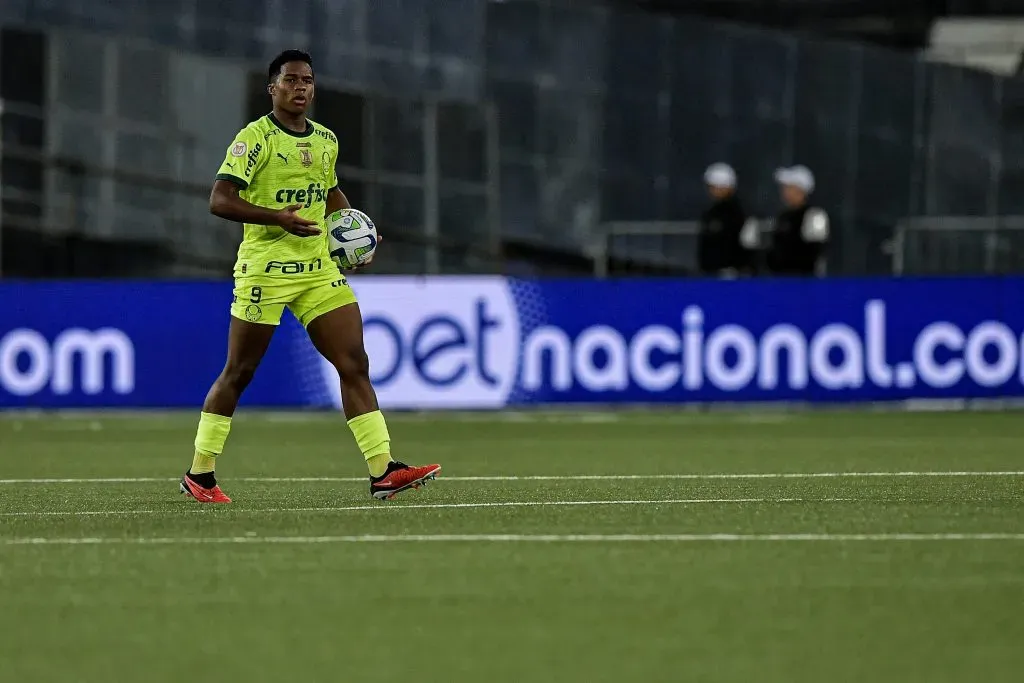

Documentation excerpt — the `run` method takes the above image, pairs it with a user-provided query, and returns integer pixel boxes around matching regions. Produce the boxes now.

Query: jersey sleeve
[215,126,267,189]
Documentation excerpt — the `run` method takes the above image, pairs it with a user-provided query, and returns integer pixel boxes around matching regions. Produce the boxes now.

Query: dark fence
[2,0,1023,276]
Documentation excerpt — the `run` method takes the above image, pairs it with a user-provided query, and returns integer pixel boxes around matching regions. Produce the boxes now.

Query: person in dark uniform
[697,163,755,277]
[765,165,829,276]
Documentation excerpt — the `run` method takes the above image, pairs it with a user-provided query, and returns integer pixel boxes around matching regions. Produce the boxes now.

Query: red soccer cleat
[370,461,441,500]
[179,472,232,503]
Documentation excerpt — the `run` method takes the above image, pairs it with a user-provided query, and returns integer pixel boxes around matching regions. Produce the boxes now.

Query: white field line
[5,533,1024,546]
[0,497,846,517]
[2,471,1023,485]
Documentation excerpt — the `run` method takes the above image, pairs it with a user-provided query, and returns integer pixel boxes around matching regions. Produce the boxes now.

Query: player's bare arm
[325,187,350,214]
[210,180,321,237]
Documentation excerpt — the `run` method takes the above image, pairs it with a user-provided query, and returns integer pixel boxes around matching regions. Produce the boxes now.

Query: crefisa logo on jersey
[274,183,327,208]
[245,143,262,178]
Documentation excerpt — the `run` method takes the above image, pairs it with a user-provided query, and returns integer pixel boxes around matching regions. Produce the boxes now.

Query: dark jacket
[698,194,752,275]
[765,204,830,276]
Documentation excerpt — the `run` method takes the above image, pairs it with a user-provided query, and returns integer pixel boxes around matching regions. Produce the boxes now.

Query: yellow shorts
[230,269,357,327]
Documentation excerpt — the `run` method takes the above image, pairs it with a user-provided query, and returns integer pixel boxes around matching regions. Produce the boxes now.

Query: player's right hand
[275,204,322,236]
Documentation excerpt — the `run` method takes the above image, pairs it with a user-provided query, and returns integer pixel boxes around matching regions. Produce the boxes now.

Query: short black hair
[268,50,313,84]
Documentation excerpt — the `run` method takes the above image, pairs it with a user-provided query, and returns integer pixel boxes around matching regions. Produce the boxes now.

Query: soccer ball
[327,208,378,270]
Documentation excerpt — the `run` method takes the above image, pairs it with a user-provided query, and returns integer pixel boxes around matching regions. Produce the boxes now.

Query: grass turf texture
[0,409,1022,682]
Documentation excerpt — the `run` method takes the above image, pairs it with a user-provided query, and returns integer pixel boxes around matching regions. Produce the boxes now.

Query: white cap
[704,163,736,189]
[774,165,815,193]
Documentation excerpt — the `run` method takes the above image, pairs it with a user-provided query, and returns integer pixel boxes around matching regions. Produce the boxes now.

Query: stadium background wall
[2,276,1023,410]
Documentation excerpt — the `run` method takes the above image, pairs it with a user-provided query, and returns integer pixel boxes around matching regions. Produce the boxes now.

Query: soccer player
[179,50,440,503]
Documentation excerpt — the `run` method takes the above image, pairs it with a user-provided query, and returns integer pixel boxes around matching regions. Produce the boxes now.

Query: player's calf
[334,350,376,417]
[219,358,260,394]
[203,359,259,415]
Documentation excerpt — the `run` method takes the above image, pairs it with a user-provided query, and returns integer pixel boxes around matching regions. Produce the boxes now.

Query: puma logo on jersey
[277,153,289,164]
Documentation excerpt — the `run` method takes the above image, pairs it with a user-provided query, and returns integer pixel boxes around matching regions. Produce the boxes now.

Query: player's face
[707,184,732,201]
[781,184,806,208]
[270,61,315,115]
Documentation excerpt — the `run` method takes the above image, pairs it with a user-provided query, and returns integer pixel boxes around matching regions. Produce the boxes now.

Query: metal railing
[591,219,778,277]
[889,216,1024,275]
[590,221,701,277]
[0,138,506,278]
[594,216,1024,277]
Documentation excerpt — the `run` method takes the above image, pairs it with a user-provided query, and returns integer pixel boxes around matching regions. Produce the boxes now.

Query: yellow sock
[348,410,393,477]
[191,450,217,474]
[191,412,232,473]
[366,453,392,478]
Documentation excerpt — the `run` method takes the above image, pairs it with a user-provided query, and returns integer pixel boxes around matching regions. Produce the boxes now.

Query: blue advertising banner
[0,281,315,408]
[2,276,1023,409]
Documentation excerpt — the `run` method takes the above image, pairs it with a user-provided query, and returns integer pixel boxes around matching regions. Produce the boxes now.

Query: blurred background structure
[3,0,1024,278]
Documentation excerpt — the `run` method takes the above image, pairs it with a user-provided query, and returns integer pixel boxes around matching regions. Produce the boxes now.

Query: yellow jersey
[215,113,340,278]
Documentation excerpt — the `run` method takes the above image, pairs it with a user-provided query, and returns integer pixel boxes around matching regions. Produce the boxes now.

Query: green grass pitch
[1,409,1023,682]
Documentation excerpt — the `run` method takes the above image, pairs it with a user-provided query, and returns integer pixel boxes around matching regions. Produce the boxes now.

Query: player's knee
[221,359,260,391]
[334,348,370,383]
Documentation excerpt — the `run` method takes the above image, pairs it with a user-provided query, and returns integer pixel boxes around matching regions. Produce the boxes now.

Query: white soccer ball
[327,208,378,270]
